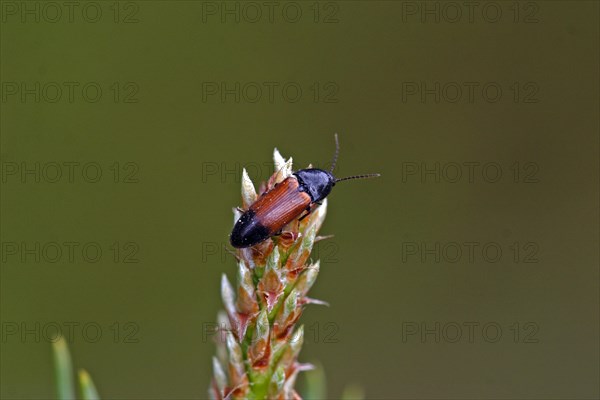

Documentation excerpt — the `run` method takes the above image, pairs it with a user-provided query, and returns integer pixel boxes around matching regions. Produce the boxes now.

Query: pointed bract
[269,156,293,187]
[302,297,330,307]
[226,332,245,377]
[248,310,271,369]
[303,198,327,234]
[257,247,285,312]
[226,331,248,395]
[221,274,236,317]
[285,225,318,273]
[269,366,286,397]
[221,274,249,340]
[273,148,286,174]
[212,357,228,396]
[236,261,259,315]
[282,368,300,400]
[215,311,230,367]
[274,289,301,339]
[241,168,257,209]
[290,325,304,358]
[295,261,320,296]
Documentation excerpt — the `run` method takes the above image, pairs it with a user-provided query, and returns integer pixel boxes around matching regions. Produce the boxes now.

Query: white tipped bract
[241,168,257,209]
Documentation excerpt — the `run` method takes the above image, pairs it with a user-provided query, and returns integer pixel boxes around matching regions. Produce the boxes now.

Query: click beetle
[230,134,380,248]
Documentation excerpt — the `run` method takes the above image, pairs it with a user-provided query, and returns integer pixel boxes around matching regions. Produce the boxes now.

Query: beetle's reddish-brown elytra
[230,135,380,248]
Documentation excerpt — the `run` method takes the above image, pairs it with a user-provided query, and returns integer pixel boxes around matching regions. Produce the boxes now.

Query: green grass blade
[341,384,365,400]
[79,369,100,400]
[52,338,75,400]
[302,364,327,400]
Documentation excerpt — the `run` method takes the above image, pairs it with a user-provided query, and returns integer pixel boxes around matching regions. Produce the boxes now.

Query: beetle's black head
[293,168,335,203]
[292,134,380,203]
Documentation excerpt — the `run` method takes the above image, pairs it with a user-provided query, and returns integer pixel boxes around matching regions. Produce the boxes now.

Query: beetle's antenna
[335,173,381,183]
[329,133,340,174]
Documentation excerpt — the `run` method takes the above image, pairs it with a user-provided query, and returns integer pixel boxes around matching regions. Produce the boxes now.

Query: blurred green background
[1,1,598,399]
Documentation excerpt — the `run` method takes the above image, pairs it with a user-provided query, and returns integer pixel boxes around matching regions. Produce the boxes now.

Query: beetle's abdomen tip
[230,224,251,248]
[229,233,245,248]
[230,210,271,248]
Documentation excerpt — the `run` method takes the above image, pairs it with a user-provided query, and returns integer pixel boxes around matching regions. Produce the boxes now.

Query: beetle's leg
[298,213,310,222]
[298,205,313,222]
[236,207,245,213]
[222,245,240,261]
